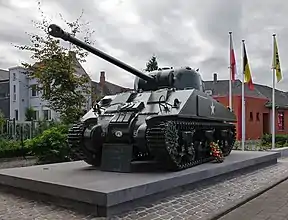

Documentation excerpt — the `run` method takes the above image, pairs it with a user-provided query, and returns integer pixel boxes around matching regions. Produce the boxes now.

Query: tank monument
[47,22,239,173]
[0,24,280,217]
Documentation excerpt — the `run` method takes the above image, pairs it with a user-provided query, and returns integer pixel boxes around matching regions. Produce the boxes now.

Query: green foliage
[0,138,31,158]
[233,134,288,152]
[261,134,288,148]
[0,110,5,133]
[25,107,35,121]
[14,1,94,124]
[0,121,73,163]
[233,140,270,151]
[25,124,72,164]
[3,119,60,141]
[145,55,158,72]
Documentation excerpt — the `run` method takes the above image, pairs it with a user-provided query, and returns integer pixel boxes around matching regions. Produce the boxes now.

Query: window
[256,112,260,121]
[32,110,39,121]
[249,112,253,121]
[278,112,284,130]
[31,85,38,97]
[13,85,16,101]
[13,73,16,81]
[14,110,18,120]
[43,110,51,120]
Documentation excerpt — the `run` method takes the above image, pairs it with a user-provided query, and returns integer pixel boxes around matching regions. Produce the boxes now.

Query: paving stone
[218,170,288,220]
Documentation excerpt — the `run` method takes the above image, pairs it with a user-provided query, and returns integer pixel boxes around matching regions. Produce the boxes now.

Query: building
[0,69,10,119]
[91,71,131,103]
[9,66,56,121]
[8,53,94,121]
[204,73,288,140]
[7,63,130,122]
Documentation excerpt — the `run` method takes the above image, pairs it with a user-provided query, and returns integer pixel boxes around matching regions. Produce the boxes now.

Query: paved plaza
[218,177,288,220]
[0,157,288,220]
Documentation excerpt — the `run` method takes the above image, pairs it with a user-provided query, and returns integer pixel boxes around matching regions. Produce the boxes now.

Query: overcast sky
[0,0,287,91]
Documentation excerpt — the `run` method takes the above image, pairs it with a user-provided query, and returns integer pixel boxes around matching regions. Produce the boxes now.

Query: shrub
[0,138,31,158]
[261,134,288,148]
[25,124,72,164]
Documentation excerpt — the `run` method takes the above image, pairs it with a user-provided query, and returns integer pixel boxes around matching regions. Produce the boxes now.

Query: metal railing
[0,119,56,141]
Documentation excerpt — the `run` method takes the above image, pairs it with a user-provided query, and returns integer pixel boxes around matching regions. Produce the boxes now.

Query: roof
[254,84,288,108]
[31,51,91,81]
[204,79,288,108]
[0,69,9,81]
[91,80,131,96]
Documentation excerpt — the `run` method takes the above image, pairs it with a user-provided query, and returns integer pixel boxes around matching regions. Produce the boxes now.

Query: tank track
[67,122,101,166]
[67,119,236,171]
[146,119,236,171]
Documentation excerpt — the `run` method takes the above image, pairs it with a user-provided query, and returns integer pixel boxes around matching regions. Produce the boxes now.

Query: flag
[272,35,282,83]
[243,42,254,90]
[230,33,237,81]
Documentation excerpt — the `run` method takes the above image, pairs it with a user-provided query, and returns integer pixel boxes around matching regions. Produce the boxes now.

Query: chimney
[100,71,105,86]
[100,71,105,96]
[213,73,217,83]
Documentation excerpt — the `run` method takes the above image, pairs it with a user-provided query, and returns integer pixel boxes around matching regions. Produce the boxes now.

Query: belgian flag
[272,34,282,83]
[243,41,254,90]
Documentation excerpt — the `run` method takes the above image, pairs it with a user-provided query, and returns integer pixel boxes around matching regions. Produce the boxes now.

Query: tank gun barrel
[47,24,154,83]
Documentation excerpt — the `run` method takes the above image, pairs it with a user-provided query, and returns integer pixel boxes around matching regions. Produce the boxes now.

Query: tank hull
[67,88,236,171]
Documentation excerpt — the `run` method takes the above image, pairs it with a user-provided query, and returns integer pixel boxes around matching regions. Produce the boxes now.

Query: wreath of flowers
[209,141,224,163]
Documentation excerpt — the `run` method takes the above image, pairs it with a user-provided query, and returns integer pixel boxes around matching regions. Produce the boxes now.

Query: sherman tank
[47,24,237,172]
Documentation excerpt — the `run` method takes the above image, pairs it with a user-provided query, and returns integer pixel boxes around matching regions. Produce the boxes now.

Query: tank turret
[47,24,236,173]
[48,24,204,92]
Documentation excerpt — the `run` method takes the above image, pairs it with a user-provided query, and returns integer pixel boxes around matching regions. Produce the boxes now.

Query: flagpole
[229,31,232,111]
[241,39,245,151]
[272,34,276,149]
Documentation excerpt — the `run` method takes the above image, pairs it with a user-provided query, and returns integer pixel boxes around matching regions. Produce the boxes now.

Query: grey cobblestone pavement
[0,158,288,220]
[218,173,288,220]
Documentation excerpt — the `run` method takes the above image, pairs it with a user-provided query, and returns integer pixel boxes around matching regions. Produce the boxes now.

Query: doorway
[263,113,270,134]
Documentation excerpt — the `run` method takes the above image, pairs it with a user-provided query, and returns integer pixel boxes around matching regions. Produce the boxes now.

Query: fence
[0,119,57,141]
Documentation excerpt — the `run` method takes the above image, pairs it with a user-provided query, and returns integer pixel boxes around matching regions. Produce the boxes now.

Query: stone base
[270,147,288,157]
[0,150,280,217]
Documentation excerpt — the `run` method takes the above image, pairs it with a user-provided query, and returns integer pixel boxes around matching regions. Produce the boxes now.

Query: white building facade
[9,62,92,122]
[9,66,59,121]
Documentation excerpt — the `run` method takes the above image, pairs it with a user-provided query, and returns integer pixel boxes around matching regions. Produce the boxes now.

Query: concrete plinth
[0,150,280,217]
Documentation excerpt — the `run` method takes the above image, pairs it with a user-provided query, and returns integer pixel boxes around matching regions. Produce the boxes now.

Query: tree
[145,55,158,72]
[15,1,94,124]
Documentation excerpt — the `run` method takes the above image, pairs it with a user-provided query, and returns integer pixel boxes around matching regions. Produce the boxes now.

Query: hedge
[0,123,73,164]
[0,137,31,158]
[261,134,288,148]
[24,124,74,164]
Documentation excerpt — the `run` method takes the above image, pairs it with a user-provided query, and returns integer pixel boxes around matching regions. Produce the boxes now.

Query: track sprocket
[67,122,102,166]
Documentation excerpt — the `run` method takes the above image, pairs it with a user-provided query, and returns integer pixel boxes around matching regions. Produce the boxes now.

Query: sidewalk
[218,173,288,220]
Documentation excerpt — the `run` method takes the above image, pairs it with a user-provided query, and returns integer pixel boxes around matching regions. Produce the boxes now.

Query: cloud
[0,0,287,91]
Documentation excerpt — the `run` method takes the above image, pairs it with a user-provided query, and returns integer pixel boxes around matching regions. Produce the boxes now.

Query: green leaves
[25,124,71,164]
[0,110,5,130]
[145,55,159,72]
[0,138,31,158]
[15,1,94,124]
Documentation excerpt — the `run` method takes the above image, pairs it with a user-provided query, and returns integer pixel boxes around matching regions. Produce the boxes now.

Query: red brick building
[204,73,288,140]
[91,71,131,103]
